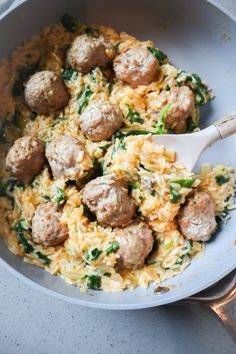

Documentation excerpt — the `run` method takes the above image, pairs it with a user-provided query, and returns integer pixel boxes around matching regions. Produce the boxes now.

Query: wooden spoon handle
[215,112,236,139]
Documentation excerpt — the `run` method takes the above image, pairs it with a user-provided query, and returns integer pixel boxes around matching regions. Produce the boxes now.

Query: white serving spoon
[152,112,236,170]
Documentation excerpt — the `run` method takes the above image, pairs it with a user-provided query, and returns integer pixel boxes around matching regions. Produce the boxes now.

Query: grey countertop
[0,1,236,353]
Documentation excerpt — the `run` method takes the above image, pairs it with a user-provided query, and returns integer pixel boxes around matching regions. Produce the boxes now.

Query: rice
[0,16,235,292]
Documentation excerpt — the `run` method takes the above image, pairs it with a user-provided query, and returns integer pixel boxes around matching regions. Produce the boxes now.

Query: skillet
[0,0,235,309]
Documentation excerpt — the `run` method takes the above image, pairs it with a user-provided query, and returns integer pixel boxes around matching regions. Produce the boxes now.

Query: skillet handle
[207,292,236,343]
[215,111,236,139]
[179,271,236,344]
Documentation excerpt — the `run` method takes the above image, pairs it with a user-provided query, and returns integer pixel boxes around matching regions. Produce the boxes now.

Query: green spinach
[176,71,212,106]
[13,220,51,265]
[106,241,120,255]
[54,187,65,206]
[61,68,78,81]
[126,104,144,124]
[153,103,172,134]
[147,47,167,64]
[215,175,230,186]
[85,275,101,290]
[86,248,102,261]
[78,85,93,114]
[61,14,78,32]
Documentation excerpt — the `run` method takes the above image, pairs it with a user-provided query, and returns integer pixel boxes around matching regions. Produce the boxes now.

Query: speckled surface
[0,1,236,353]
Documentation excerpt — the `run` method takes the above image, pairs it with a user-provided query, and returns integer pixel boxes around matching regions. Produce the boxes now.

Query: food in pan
[0,14,235,292]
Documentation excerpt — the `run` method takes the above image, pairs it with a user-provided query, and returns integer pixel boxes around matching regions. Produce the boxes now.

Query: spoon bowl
[152,112,236,170]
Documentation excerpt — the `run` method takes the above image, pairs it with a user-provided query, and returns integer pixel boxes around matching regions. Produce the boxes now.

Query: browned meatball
[79,101,123,141]
[67,34,112,74]
[113,47,160,88]
[24,70,69,115]
[116,220,154,270]
[83,176,136,227]
[32,203,68,246]
[177,191,217,241]
[45,136,88,181]
[5,136,45,184]
[154,86,195,133]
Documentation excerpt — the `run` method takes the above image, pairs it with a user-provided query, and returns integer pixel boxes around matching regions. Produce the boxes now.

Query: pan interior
[0,0,235,309]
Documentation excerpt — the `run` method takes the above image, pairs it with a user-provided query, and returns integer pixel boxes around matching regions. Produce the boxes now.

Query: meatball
[46,136,89,181]
[154,86,195,133]
[79,101,123,141]
[24,70,69,115]
[67,34,112,74]
[113,47,160,88]
[116,220,154,270]
[5,136,45,184]
[177,191,217,241]
[83,176,136,227]
[32,203,68,246]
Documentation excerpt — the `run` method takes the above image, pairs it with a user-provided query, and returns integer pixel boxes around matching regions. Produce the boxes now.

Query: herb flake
[61,14,78,32]
[86,248,102,261]
[86,275,101,290]
[54,187,65,206]
[78,85,93,114]
[106,241,120,255]
[147,47,167,64]
[215,175,230,186]
[61,68,78,81]
[13,220,51,265]
[153,103,172,134]
[126,104,144,124]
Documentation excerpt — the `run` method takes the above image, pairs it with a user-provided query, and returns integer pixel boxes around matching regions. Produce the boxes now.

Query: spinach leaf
[163,240,174,250]
[51,115,65,128]
[0,178,24,206]
[54,187,65,206]
[83,204,97,222]
[79,159,104,188]
[169,179,193,203]
[215,175,230,186]
[106,241,120,255]
[126,104,144,124]
[146,259,157,265]
[61,14,77,32]
[103,272,111,277]
[85,275,101,290]
[128,181,140,190]
[114,41,122,50]
[99,143,112,151]
[85,248,102,261]
[13,220,51,265]
[153,103,172,134]
[186,117,197,132]
[78,85,93,114]
[147,47,167,64]
[139,163,149,171]
[128,180,140,195]
[170,179,194,188]
[29,112,37,121]
[150,189,156,196]
[169,183,182,204]
[176,71,212,106]
[217,206,230,223]
[61,68,78,81]
[42,195,51,202]
[114,130,154,140]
